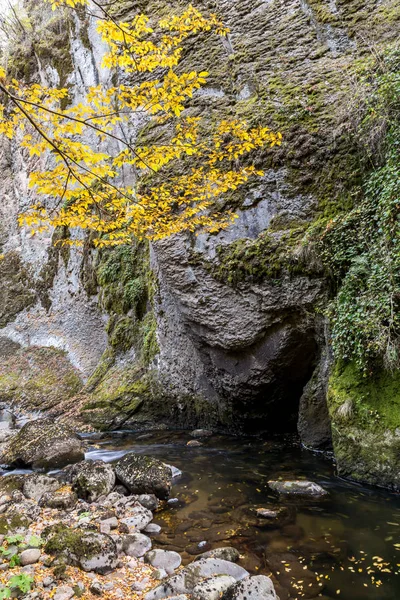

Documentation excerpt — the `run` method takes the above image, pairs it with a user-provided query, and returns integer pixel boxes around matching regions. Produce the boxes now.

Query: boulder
[193,575,236,600]
[0,419,84,470]
[19,548,41,566]
[115,454,172,500]
[22,474,61,502]
[44,525,118,574]
[221,575,278,599]
[68,460,116,502]
[145,549,182,574]
[122,533,152,558]
[268,480,328,497]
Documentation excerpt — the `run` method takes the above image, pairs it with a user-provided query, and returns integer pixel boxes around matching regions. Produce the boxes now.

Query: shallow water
[84,429,400,600]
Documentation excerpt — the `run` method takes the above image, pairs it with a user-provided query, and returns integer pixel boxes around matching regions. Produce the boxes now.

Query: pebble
[144,523,161,534]
[131,577,150,592]
[20,548,41,566]
[101,516,119,529]
[54,585,75,600]
[43,577,55,588]
[90,580,103,595]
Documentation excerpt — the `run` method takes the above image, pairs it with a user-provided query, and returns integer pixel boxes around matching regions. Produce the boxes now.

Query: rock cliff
[0,0,399,488]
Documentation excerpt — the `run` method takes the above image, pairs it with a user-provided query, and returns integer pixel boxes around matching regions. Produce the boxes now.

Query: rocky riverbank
[0,418,288,600]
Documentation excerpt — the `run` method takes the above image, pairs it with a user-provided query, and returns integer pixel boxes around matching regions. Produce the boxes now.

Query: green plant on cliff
[319,47,400,371]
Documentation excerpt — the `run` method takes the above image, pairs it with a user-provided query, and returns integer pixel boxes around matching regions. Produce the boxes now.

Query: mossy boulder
[44,524,118,574]
[0,418,85,470]
[115,454,172,500]
[67,460,116,502]
[327,362,400,490]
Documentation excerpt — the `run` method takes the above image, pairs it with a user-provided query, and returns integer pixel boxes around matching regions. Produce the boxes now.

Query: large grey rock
[144,558,249,599]
[221,575,277,599]
[0,419,84,470]
[115,454,172,500]
[22,474,61,501]
[68,460,116,502]
[123,533,152,558]
[268,480,328,497]
[145,549,182,574]
[193,575,236,600]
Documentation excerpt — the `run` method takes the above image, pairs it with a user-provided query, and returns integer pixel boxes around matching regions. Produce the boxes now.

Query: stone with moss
[0,418,84,471]
[115,454,172,500]
[67,460,116,502]
[327,361,400,490]
[44,524,118,574]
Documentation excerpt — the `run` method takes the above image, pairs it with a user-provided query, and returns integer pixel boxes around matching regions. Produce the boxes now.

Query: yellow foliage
[0,2,281,246]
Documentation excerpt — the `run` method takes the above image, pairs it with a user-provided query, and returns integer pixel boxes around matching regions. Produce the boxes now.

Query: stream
[2,426,400,599]
[81,429,400,600]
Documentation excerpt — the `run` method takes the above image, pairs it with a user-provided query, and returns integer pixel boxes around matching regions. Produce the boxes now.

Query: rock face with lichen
[0,0,399,488]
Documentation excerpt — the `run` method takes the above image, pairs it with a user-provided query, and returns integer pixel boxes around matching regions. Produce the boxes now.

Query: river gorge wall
[0,0,399,489]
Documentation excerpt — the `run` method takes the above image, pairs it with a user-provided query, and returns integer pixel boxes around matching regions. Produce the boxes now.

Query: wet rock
[54,585,75,600]
[144,558,249,599]
[268,481,328,497]
[145,549,182,574]
[195,547,240,563]
[190,430,213,438]
[193,575,236,600]
[115,454,172,500]
[145,523,161,534]
[19,548,41,566]
[0,419,84,470]
[22,474,61,501]
[221,575,277,599]
[245,505,295,528]
[187,440,202,447]
[165,465,183,480]
[136,494,159,511]
[122,533,152,557]
[44,526,118,574]
[39,489,77,510]
[120,504,153,533]
[68,460,116,502]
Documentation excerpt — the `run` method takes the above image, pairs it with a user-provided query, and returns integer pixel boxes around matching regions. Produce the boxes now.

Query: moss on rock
[327,362,400,490]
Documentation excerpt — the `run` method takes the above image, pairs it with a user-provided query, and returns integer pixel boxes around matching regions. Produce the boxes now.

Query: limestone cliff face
[0,1,399,483]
